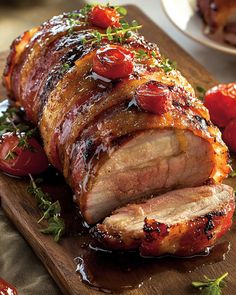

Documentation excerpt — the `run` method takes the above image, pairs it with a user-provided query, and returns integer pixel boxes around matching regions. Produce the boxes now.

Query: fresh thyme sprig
[192,272,228,295]
[157,58,177,73]
[0,105,37,158]
[135,49,149,60]
[150,51,177,73]
[82,20,142,45]
[27,174,65,242]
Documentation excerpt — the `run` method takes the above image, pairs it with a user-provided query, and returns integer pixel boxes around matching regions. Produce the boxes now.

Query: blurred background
[0,0,235,82]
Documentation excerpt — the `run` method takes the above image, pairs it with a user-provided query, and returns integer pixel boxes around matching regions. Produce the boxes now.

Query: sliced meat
[82,129,215,224]
[93,184,235,256]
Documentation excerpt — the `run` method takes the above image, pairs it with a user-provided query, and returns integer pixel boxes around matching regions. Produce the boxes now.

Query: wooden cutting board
[0,5,236,295]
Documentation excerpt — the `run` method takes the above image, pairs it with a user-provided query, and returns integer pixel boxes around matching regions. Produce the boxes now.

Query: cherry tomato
[135,81,172,115]
[204,82,236,127]
[88,6,120,28]
[0,278,18,295]
[223,118,236,152]
[92,45,134,79]
[0,133,49,176]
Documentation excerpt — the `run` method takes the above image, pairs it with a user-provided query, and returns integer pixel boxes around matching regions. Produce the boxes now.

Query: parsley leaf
[40,215,65,242]
[192,272,228,295]
[196,85,206,101]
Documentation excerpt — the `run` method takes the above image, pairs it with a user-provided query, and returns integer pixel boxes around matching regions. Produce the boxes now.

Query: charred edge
[204,210,225,240]
[143,218,169,242]
[90,226,124,246]
[37,44,88,120]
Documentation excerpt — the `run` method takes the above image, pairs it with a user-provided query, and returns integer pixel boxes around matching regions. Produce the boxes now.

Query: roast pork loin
[2,5,233,255]
[93,184,235,256]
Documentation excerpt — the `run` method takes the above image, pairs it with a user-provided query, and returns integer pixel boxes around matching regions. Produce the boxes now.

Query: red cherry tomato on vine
[0,133,49,176]
[0,278,18,295]
[88,6,120,28]
[204,82,236,127]
[135,81,172,115]
[93,45,134,79]
[223,118,236,153]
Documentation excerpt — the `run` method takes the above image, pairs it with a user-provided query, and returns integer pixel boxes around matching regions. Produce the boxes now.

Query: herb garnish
[0,106,37,158]
[196,85,206,101]
[82,20,142,45]
[61,63,70,74]
[27,174,65,242]
[157,58,177,73]
[192,272,228,294]
[115,6,127,16]
[4,150,17,161]
[135,49,149,60]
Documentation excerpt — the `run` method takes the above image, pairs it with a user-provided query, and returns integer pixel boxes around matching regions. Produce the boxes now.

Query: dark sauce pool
[0,99,234,294]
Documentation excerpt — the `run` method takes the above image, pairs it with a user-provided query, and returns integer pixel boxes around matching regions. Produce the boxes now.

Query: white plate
[161,0,236,55]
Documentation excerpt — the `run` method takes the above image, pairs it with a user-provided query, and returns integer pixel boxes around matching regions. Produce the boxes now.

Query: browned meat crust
[3,9,231,226]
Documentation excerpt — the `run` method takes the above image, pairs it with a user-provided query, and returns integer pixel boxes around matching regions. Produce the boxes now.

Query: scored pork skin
[93,184,235,256]
[3,10,230,224]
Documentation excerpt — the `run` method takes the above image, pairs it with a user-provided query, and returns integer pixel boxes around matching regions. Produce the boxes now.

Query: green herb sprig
[61,63,70,74]
[82,20,142,45]
[27,174,65,242]
[192,272,228,295]
[157,58,177,73]
[0,106,37,159]
[135,49,149,60]
[196,85,206,101]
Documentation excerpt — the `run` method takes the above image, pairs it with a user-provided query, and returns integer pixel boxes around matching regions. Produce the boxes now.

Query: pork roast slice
[93,184,235,256]
[81,129,215,224]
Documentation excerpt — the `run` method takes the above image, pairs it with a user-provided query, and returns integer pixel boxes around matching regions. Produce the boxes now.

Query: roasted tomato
[0,278,18,295]
[223,118,236,153]
[0,133,49,176]
[88,6,120,28]
[92,45,134,79]
[135,81,172,115]
[204,82,236,127]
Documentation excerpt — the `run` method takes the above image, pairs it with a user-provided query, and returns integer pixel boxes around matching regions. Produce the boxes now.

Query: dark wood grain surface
[0,5,236,295]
